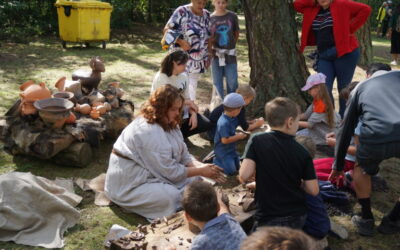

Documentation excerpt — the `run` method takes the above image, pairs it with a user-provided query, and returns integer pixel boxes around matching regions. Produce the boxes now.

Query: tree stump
[54,142,93,167]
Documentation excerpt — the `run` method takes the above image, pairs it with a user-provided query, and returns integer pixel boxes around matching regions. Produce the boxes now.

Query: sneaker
[330,220,349,239]
[390,60,397,65]
[377,216,400,234]
[351,215,375,236]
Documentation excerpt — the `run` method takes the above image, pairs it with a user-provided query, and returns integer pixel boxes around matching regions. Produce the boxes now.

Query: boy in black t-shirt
[239,97,319,230]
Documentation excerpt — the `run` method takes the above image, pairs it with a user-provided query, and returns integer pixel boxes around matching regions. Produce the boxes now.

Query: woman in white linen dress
[105,84,225,219]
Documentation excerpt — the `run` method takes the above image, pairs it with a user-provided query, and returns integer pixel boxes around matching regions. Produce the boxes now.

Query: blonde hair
[265,97,300,127]
[316,83,335,128]
[236,85,256,99]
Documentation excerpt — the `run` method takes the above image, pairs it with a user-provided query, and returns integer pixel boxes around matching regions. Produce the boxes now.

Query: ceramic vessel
[75,103,91,115]
[34,98,74,128]
[103,102,112,111]
[53,91,76,104]
[65,112,77,124]
[96,105,107,115]
[90,109,100,119]
[19,81,52,115]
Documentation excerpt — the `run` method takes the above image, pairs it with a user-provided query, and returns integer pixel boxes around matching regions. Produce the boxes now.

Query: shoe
[390,60,397,65]
[330,220,349,239]
[351,215,375,236]
[377,216,400,234]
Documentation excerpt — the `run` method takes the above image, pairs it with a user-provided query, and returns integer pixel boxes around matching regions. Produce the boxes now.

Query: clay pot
[103,102,112,111]
[75,103,91,115]
[87,89,105,105]
[54,77,66,91]
[90,109,100,119]
[96,105,107,115]
[92,101,103,107]
[108,82,120,88]
[65,112,76,124]
[34,98,74,129]
[107,82,124,98]
[19,81,52,115]
[53,91,76,104]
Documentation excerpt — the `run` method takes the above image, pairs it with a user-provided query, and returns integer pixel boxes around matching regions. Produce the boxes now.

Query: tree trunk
[242,0,310,116]
[356,0,373,67]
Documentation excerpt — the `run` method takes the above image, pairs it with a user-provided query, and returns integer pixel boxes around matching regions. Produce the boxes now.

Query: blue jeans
[213,153,240,175]
[317,47,360,117]
[212,59,238,98]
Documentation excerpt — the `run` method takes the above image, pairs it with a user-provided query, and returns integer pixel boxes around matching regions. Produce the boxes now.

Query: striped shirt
[312,8,335,52]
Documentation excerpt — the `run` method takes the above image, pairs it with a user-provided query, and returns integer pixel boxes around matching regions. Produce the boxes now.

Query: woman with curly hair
[105,85,225,220]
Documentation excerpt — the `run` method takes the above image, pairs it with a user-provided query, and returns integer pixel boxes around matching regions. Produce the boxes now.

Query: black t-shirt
[312,8,335,52]
[243,131,316,221]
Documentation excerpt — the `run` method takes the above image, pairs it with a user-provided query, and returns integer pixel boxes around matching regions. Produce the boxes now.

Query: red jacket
[294,0,371,57]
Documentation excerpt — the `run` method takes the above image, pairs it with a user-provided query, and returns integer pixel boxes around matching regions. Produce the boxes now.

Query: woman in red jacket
[294,0,371,117]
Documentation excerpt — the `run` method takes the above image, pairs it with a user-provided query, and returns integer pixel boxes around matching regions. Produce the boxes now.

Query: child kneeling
[239,97,319,230]
[214,93,248,174]
[183,181,246,250]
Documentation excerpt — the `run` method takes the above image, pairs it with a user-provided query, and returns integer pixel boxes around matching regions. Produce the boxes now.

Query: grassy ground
[0,18,400,249]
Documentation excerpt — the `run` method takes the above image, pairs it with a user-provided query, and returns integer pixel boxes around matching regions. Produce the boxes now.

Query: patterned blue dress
[166,4,210,74]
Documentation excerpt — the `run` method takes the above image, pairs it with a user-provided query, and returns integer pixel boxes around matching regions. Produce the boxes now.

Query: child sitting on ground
[182,181,246,250]
[239,97,319,230]
[207,85,264,141]
[315,81,361,188]
[298,73,341,146]
[214,93,248,175]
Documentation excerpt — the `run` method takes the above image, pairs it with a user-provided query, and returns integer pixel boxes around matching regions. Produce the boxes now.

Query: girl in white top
[152,49,213,138]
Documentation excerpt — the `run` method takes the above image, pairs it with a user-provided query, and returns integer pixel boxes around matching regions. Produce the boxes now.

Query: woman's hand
[176,38,191,51]
[189,112,198,130]
[200,164,226,183]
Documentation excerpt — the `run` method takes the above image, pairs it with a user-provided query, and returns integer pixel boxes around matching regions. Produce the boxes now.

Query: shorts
[356,141,400,175]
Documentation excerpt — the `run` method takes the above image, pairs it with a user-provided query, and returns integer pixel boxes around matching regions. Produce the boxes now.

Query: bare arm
[298,121,309,128]
[186,162,226,183]
[247,117,264,131]
[239,159,256,183]
[303,179,319,196]
[221,133,247,144]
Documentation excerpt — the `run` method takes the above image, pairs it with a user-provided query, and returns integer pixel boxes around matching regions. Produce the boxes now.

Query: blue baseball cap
[223,93,245,108]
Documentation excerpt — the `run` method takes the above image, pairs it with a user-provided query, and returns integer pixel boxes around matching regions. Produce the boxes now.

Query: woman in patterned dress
[164,0,211,101]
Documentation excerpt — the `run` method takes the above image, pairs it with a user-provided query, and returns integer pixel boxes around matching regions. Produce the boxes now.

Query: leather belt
[112,149,132,161]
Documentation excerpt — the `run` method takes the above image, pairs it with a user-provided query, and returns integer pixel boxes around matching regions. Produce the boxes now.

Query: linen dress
[104,116,194,219]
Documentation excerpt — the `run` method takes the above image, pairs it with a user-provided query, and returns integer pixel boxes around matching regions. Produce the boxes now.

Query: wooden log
[103,102,134,138]
[54,142,93,167]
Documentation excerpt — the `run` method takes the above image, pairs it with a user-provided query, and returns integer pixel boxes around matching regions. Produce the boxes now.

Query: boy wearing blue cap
[213,93,248,175]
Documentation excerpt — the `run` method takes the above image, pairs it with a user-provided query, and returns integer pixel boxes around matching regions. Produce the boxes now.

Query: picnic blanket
[0,172,81,248]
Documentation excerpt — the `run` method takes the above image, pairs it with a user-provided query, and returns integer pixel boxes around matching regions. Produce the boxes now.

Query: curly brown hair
[141,84,184,131]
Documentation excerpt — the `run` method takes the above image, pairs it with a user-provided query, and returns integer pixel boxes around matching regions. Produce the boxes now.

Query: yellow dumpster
[55,0,112,49]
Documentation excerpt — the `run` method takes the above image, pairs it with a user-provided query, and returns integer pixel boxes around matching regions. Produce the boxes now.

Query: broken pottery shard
[163,216,168,226]
[128,231,145,241]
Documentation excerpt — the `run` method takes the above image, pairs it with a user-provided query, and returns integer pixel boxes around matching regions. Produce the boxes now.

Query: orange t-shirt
[313,99,326,113]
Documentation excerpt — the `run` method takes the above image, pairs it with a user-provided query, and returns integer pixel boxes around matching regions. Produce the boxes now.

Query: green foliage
[0,1,58,42]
